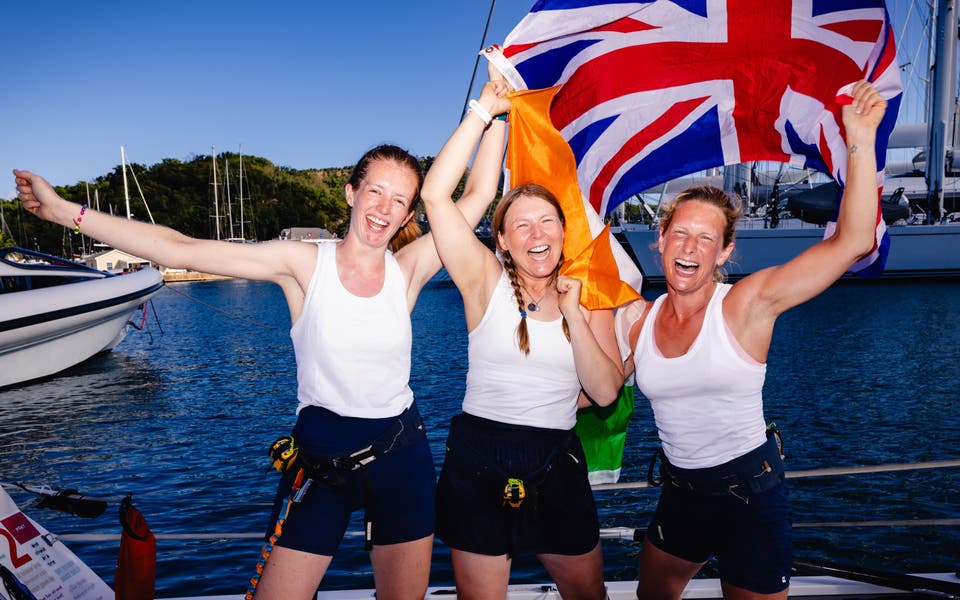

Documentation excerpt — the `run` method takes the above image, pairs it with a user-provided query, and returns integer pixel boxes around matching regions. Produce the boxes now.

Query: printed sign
[0,489,112,600]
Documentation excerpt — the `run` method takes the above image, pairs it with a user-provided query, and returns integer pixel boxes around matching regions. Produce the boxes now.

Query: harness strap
[657,429,786,502]
[289,405,425,551]
[245,496,293,600]
[452,427,574,556]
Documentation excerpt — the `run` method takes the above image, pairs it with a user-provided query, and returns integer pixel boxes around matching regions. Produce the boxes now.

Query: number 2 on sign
[0,527,31,568]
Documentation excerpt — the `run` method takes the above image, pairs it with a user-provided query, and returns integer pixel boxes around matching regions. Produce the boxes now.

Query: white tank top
[633,284,768,468]
[463,269,580,430]
[290,242,414,418]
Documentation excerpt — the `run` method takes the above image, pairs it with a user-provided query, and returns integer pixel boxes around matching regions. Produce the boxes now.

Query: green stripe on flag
[575,383,634,484]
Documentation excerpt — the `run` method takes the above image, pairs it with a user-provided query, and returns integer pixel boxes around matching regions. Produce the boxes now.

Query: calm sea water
[1,277,958,597]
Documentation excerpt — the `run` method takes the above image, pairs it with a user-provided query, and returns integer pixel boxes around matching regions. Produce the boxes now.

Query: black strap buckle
[766,423,785,460]
[647,451,664,487]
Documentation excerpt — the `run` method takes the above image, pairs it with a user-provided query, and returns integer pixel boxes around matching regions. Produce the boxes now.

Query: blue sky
[1,1,532,197]
[1,2,933,200]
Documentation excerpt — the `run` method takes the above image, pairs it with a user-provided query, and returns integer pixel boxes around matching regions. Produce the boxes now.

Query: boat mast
[81,182,92,255]
[125,161,156,225]
[211,146,222,240]
[224,156,235,240]
[120,146,133,220]
[238,145,246,241]
[926,0,957,222]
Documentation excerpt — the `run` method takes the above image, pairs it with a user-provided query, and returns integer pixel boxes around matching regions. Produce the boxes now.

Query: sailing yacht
[160,147,236,283]
[617,0,960,285]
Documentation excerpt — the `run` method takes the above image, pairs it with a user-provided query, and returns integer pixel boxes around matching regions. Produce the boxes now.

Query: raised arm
[559,276,624,407]
[13,169,312,286]
[418,80,511,317]
[728,81,887,322]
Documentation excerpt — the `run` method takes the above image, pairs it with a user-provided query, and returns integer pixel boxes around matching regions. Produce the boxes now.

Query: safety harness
[647,424,786,503]
[454,428,575,555]
[246,406,424,599]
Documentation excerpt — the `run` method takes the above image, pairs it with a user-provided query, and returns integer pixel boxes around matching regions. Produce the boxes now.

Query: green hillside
[1,152,441,257]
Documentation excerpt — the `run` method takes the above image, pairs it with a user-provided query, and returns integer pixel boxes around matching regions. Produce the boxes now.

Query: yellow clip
[269,436,298,472]
[502,477,526,508]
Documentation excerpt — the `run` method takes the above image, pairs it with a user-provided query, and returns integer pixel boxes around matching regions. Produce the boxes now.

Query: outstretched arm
[729,81,887,324]
[13,169,311,285]
[559,276,624,407]
[417,78,511,323]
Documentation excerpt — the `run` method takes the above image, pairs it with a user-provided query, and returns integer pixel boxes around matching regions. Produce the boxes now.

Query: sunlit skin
[14,144,498,600]
[626,80,887,600]
[345,160,418,250]
[657,200,734,298]
[418,72,619,599]
[496,194,566,289]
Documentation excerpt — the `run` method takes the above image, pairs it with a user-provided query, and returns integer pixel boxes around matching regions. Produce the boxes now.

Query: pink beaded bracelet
[72,204,87,234]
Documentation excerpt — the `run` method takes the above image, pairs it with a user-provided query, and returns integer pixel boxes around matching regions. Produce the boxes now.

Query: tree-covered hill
[1,152,438,257]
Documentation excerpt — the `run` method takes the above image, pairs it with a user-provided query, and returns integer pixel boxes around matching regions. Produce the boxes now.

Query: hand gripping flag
[488,54,642,484]
[505,84,642,309]
[486,54,642,484]
[486,0,903,276]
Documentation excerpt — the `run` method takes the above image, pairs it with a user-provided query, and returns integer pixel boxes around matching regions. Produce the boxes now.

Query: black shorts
[268,403,436,556]
[646,437,792,594]
[436,412,600,556]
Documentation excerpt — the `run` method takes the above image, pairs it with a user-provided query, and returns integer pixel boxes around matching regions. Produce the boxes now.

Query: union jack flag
[488,0,902,275]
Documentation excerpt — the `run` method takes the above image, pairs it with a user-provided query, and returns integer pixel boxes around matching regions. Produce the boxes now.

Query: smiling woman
[344,146,423,259]
[617,80,888,600]
[11,138,500,600]
[419,67,623,598]
[656,186,741,288]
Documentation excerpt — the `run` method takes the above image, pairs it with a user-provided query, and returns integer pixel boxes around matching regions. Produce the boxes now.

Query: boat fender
[115,494,156,600]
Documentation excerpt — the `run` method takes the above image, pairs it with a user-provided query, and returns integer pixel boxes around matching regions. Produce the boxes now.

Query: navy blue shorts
[436,413,600,556]
[645,438,792,594]
[267,404,436,556]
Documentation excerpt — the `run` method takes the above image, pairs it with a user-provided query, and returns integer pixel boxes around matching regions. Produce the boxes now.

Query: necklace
[521,284,548,312]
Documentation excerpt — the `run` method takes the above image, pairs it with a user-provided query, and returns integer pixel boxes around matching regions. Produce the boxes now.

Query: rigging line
[6,460,959,505]
[159,284,274,329]
[50,519,960,544]
[460,0,498,121]
[591,458,960,492]
[794,519,960,528]
[150,295,165,337]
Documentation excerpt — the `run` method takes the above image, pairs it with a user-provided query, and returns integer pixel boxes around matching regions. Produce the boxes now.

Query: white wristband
[468,99,492,126]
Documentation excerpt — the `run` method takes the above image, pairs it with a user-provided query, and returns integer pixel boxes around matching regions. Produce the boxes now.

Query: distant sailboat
[80,147,156,274]
[221,147,256,243]
[160,146,233,283]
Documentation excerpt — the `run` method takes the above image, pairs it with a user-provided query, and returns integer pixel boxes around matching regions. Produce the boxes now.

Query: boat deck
[163,573,960,600]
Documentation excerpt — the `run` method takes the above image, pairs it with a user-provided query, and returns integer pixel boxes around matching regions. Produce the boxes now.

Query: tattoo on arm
[849,144,859,154]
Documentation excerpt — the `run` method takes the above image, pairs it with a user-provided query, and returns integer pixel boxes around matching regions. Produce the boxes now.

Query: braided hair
[492,183,572,355]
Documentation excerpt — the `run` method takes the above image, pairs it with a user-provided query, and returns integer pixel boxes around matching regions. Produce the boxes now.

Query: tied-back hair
[492,183,572,355]
[348,144,424,252]
[659,185,743,282]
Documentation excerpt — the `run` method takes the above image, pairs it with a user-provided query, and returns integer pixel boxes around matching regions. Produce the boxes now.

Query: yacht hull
[619,223,960,285]
[0,267,164,387]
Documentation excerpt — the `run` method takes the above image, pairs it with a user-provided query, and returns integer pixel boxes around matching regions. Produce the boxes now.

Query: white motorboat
[0,247,164,388]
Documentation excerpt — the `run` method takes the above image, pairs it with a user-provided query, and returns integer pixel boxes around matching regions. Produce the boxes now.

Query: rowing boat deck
[163,573,960,600]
